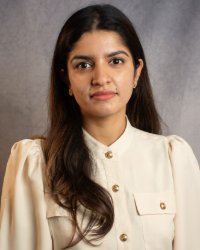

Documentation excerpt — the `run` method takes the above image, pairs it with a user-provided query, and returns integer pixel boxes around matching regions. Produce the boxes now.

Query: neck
[83,114,127,146]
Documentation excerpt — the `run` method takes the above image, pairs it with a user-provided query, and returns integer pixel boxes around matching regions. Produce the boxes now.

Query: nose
[91,64,111,86]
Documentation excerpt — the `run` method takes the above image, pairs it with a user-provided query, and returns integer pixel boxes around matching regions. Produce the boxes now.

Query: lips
[90,90,117,100]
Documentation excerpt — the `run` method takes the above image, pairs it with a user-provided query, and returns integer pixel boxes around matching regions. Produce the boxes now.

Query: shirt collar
[83,118,135,158]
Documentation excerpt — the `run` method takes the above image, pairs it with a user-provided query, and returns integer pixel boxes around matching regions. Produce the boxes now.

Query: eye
[110,58,124,65]
[75,62,92,70]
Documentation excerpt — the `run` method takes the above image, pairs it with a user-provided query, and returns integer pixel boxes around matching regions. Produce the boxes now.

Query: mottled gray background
[0,0,200,193]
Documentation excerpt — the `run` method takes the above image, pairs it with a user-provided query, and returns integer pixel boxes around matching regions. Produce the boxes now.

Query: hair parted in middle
[43,4,161,247]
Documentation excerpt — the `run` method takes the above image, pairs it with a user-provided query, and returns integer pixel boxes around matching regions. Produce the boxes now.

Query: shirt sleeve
[168,135,200,250]
[0,139,52,250]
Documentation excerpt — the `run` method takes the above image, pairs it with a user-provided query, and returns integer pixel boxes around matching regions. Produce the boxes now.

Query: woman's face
[67,30,143,121]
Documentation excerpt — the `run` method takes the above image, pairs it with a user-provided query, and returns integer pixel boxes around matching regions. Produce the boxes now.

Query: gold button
[105,151,113,159]
[160,202,166,210]
[112,184,119,192]
[120,233,128,242]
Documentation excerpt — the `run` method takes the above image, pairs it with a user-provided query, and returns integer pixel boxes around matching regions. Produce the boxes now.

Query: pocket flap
[133,191,176,215]
[45,193,70,218]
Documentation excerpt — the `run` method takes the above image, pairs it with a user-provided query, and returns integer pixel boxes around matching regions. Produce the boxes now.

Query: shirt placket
[102,149,131,249]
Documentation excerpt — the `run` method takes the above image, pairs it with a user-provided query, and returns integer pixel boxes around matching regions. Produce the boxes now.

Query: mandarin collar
[83,119,135,158]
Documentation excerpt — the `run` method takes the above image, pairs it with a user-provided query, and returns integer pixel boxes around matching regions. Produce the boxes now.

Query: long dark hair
[43,4,161,247]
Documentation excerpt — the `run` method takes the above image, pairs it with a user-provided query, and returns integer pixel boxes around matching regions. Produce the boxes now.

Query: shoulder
[166,134,194,152]
[166,135,199,168]
[131,126,198,163]
[132,125,190,147]
[10,138,44,155]
[130,126,168,149]
[132,128,199,183]
[2,139,46,200]
[6,139,46,181]
[9,138,45,166]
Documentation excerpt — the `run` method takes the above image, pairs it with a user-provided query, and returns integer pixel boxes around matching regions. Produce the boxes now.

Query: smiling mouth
[90,91,117,101]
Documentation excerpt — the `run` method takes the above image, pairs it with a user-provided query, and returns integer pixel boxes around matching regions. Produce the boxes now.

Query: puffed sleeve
[0,139,52,250]
[168,136,200,250]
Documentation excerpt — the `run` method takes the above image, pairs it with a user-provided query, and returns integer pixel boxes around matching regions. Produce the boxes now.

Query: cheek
[68,73,90,92]
[70,82,89,105]
[116,74,133,93]
[68,77,84,95]
[125,85,134,101]
[72,87,87,103]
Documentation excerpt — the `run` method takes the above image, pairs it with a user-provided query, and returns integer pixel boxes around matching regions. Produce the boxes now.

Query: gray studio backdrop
[0,0,200,193]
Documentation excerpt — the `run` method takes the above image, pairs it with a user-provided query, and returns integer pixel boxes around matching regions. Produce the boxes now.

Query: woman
[0,4,200,250]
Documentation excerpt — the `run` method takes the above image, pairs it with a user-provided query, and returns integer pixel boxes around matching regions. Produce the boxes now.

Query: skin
[67,30,143,145]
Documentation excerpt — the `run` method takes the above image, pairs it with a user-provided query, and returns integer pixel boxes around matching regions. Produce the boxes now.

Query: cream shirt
[1,120,200,250]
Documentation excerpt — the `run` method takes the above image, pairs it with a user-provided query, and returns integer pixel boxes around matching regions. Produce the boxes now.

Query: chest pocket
[133,192,176,250]
[45,193,99,249]
[45,193,75,249]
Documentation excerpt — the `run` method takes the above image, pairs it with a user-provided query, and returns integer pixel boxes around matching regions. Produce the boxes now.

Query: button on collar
[105,151,113,159]
[112,184,119,192]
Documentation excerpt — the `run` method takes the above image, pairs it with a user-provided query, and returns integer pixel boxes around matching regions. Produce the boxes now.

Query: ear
[133,59,144,88]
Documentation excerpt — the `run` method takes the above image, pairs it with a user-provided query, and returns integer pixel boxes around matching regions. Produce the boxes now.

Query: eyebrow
[108,50,129,57]
[70,50,129,63]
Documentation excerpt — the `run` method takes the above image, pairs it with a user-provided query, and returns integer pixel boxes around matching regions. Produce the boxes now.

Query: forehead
[69,30,130,56]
